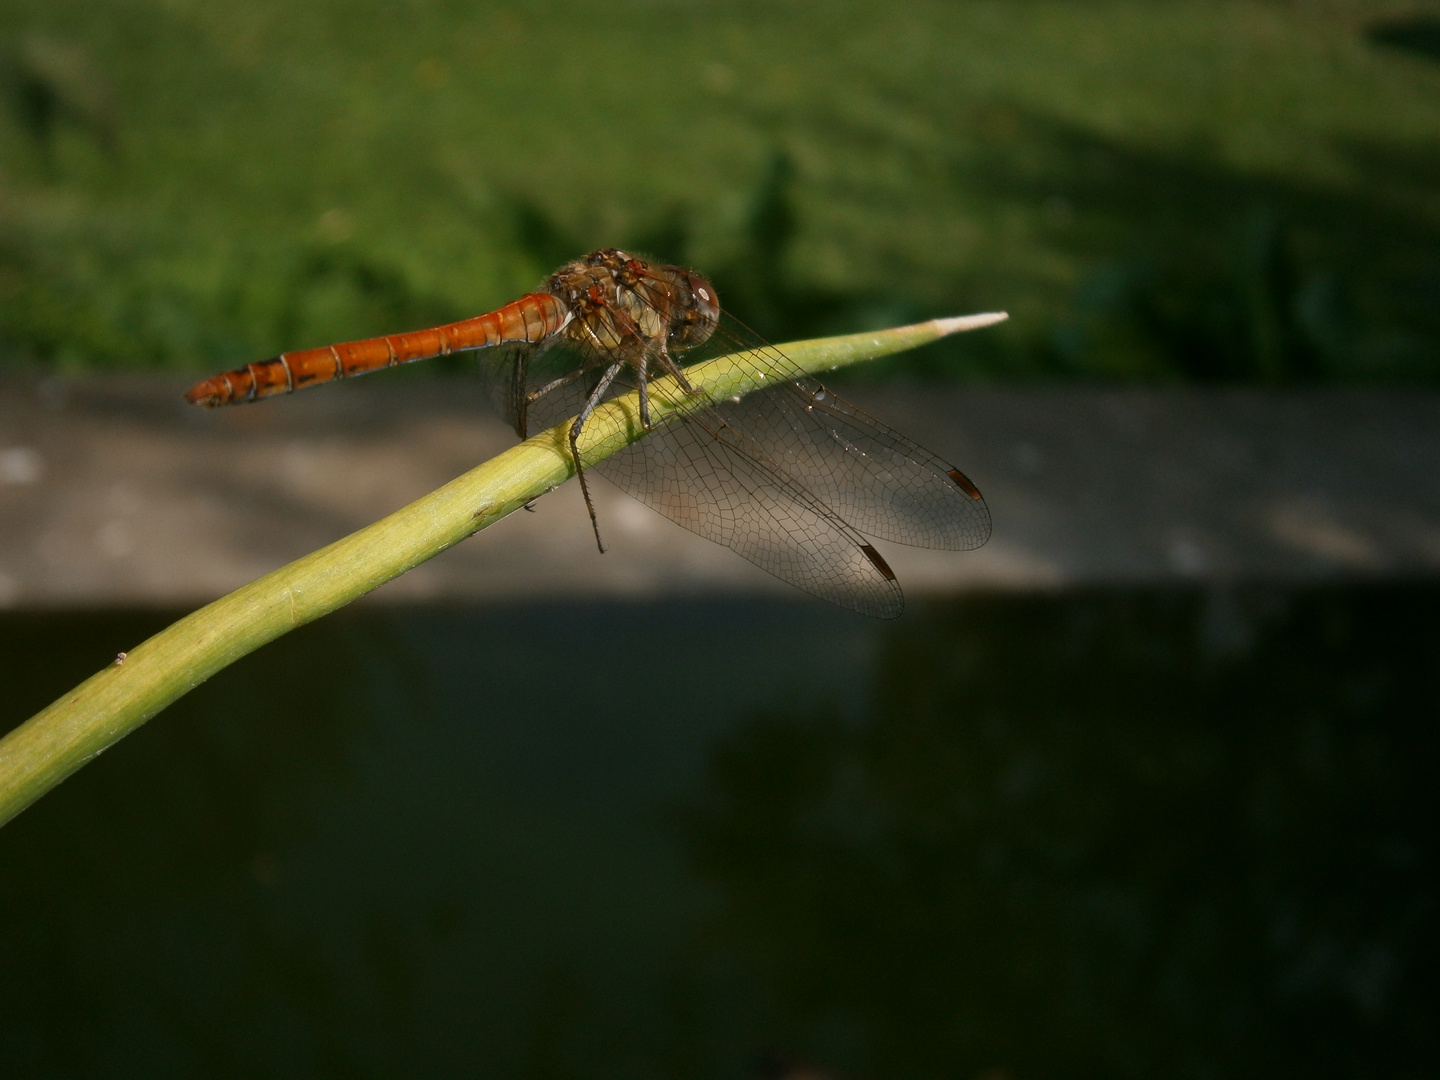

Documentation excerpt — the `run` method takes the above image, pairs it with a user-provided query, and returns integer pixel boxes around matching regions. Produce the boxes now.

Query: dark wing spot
[948,468,983,500]
[861,544,897,581]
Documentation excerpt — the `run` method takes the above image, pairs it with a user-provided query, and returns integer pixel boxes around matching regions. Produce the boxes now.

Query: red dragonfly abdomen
[184,292,570,407]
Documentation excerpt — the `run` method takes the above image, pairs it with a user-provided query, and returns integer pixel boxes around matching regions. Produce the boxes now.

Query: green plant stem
[0,313,1006,827]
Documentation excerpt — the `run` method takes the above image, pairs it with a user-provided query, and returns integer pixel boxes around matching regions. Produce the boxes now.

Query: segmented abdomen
[184,292,569,407]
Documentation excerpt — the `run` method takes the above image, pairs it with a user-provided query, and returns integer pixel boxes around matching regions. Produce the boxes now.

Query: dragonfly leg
[521,365,589,438]
[508,346,531,438]
[636,354,653,430]
[654,344,700,395]
[571,360,626,554]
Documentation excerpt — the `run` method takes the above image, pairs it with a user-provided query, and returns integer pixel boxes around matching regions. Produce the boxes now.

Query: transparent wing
[687,317,991,550]
[484,318,991,547]
[599,371,904,618]
[482,336,903,617]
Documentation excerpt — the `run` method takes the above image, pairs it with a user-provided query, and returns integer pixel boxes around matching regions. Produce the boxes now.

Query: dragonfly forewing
[483,328,959,618]
[604,368,904,616]
[708,336,992,550]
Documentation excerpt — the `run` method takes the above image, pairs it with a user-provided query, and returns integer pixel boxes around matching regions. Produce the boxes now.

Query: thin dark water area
[0,587,1435,1080]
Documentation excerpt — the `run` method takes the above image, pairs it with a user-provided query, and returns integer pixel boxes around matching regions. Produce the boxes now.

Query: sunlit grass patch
[1,0,1437,381]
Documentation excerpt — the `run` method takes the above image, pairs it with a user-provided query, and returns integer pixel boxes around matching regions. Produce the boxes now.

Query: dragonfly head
[668,270,721,350]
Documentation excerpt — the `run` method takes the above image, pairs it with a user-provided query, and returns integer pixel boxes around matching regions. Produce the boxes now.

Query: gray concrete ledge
[1,375,1437,608]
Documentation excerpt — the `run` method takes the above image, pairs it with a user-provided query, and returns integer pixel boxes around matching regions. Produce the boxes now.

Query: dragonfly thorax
[545,249,720,362]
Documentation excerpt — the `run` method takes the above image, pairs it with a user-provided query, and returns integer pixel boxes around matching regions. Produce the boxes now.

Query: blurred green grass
[1,0,1437,382]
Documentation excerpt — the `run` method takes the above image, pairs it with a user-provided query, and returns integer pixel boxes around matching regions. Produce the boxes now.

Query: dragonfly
[185,248,997,618]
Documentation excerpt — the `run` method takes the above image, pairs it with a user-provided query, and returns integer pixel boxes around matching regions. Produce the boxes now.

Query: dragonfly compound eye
[688,273,720,319]
[669,271,721,349]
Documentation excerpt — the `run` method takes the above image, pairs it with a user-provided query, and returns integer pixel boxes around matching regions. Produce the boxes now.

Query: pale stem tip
[932,312,1009,336]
